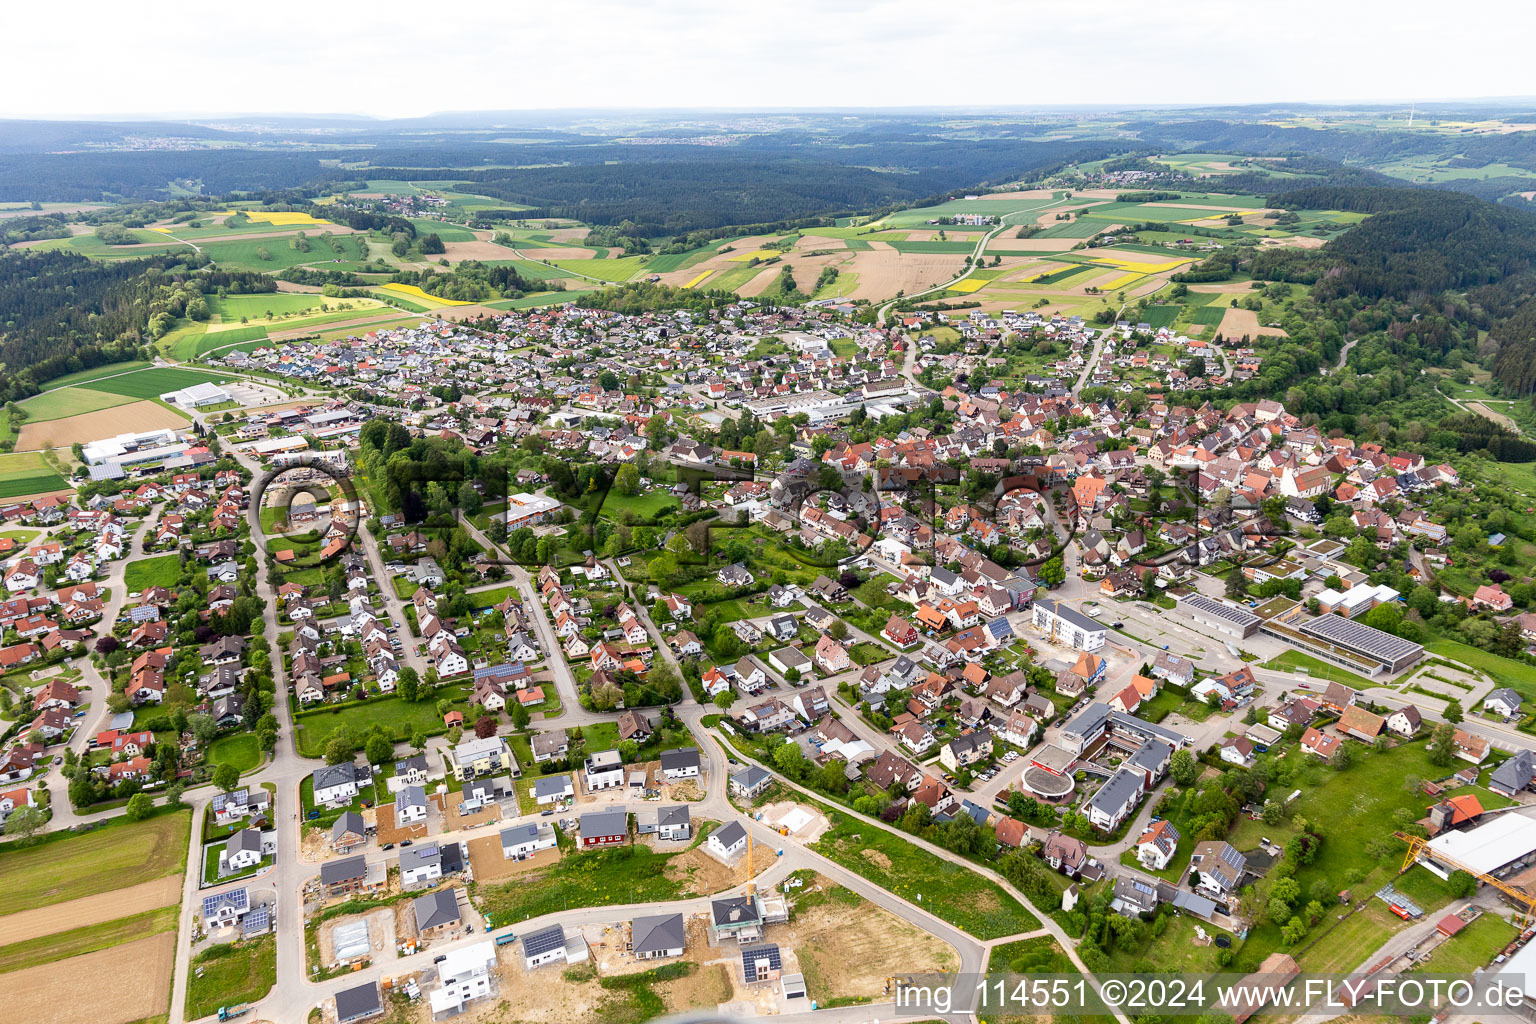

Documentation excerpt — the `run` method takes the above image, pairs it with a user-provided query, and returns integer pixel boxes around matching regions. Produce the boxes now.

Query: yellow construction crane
[746,830,755,899]
[1394,830,1536,924]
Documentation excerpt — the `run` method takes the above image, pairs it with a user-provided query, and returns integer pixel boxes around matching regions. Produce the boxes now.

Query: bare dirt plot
[515,246,605,261]
[1218,306,1289,339]
[1260,234,1326,249]
[843,250,968,301]
[7,931,174,1024]
[654,962,734,1013]
[736,266,786,298]
[761,801,831,842]
[769,883,957,1004]
[1469,402,1519,431]
[492,944,606,1024]
[274,280,324,293]
[467,835,561,883]
[1188,282,1263,294]
[986,236,1080,252]
[0,875,182,945]
[374,804,427,846]
[973,188,1057,200]
[17,400,188,450]
[665,844,755,894]
[432,792,501,830]
[441,239,522,262]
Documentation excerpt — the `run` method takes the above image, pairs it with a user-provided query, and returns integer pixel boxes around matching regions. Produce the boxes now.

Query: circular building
[1021,765,1075,801]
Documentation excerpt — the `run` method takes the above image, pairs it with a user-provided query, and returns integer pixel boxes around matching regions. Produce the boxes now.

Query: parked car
[400,839,413,847]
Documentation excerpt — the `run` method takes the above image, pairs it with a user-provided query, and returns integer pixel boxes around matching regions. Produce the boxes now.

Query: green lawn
[80,367,237,400]
[1226,740,1465,965]
[549,256,650,282]
[202,839,273,884]
[0,810,192,916]
[207,732,262,774]
[1412,913,1518,975]
[1260,649,1374,689]
[1428,640,1536,701]
[124,554,183,593]
[594,489,680,522]
[0,451,68,498]
[475,834,707,927]
[293,689,470,757]
[18,386,134,421]
[810,806,1038,939]
[197,235,350,272]
[38,360,153,392]
[184,935,277,1020]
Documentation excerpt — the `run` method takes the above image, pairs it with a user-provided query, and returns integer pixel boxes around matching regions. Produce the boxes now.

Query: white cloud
[5,0,1532,118]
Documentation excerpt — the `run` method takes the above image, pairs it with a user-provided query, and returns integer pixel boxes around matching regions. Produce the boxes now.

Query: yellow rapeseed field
[1101,272,1145,290]
[727,250,781,263]
[380,283,472,306]
[217,210,333,227]
[1093,256,1195,273]
[947,278,988,293]
[683,270,714,289]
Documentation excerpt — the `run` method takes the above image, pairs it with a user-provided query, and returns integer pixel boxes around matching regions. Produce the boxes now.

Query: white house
[1485,688,1523,719]
[1031,600,1106,652]
[219,829,264,875]
[584,749,625,791]
[312,762,367,805]
[500,822,558,860]
[659,747,701,781]
[706,820,748,860]
[1135,820,1180,871]
[395,785,428,825]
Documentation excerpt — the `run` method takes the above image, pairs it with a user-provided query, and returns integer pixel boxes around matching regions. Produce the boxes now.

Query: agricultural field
[0,451,68,499]
[377,282,473,307]
[18,386,134,422]
[77,366,238,400]
[0,811,191,1024]
[16,400,189,451]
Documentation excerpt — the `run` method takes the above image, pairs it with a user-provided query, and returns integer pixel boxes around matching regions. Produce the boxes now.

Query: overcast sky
[8,0,1532,119]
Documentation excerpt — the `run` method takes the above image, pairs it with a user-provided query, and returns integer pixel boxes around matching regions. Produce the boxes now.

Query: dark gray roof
[730,765,771,790]
[533,774,573,799]
[500,822,548,846]
[711,894,762,926]
[713,820,746,849]
[1493,749,1534,792]
[332,811,365,841]
[521,923,566,957]
[412,888,459,931]
[320,854,366,884]
[659,747,700,771]
[1087,766,1142,816]
[658,805,690,829]
[631,912,685,956]
[335,981,381,1023]
[580,809,627,837]
[227,828,262,856]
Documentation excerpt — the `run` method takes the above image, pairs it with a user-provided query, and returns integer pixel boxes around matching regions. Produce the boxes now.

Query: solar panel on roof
[522,925,566,957]
[1298,614,1421,660]
[202,888,249,917]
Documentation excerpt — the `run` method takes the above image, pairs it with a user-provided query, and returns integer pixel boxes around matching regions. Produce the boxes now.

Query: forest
[0,249,273,400]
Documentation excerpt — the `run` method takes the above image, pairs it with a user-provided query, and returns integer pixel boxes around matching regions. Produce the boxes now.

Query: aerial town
[6,13,1536,1021]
